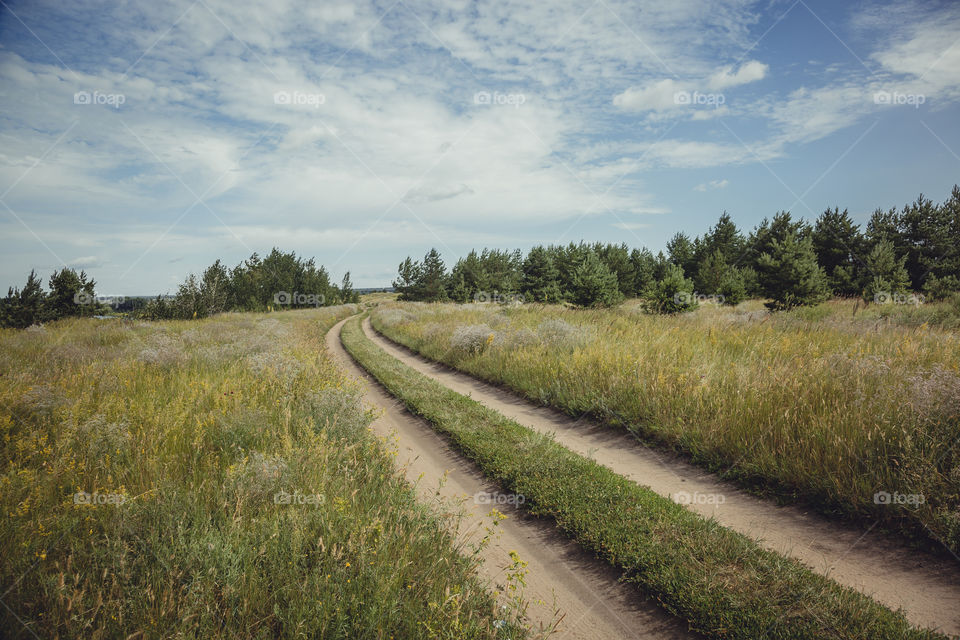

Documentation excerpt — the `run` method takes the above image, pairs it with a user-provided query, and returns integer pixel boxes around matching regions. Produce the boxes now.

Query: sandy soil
[327,317,701,640]
[364,317,960,637]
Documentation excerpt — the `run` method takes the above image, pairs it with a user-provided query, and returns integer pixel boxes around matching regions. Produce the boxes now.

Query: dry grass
[0,307,526,639]
[372,299,960,553]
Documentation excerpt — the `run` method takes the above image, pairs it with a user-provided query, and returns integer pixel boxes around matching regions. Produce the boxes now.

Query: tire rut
[328,317,701,640]
[363,317,960,637]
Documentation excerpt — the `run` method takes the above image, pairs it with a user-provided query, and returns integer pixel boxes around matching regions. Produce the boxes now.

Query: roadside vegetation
[341,314,947,640]
[0,248,360,328]
[371,299,960,554]
[392,186,960,310]
[0,306,525,639]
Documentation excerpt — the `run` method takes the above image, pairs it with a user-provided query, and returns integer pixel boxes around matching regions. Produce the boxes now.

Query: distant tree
[449,251,483,301]
[45,268,96,321]
[0,270,46,328]
[922,274,960,301]
[199,260,229,316]
[554,242,591,299]
[756,230,830,310]
[594,243,636,298]
[340,271,359,304]
[393,257,422,301]
[666,232,697,276]
[745,211,807,271]
[475,249,522,295]
[717,270,747,306]
[520,246,563,303]
[448,272,470,303]
[643,264,698,314]
[696,249,731,294]
[402,248,449,302]
[812,207,864,296]
[172,274,203,319]
[569,251,623,307]
[630,248,657,296]
[862,240,911,304]
[699,212,744,266]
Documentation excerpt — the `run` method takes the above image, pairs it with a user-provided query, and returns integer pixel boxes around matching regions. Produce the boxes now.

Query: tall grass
[371,300,960,553]
[0,308,525,639]
[343,314,946,640]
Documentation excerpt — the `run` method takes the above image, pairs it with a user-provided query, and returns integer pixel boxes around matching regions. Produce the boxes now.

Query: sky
[1,0,959,294]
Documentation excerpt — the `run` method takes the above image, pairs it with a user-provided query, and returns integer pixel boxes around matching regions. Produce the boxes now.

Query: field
[340,314,947,639]
[0,307,526,639]
[370,299,960,553]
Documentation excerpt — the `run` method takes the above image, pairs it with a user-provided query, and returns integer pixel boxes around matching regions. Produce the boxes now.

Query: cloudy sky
[1,0,959,293]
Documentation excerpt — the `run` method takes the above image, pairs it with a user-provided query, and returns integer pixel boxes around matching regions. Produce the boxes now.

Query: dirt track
[363,317,960,637]
[327,317,700,640]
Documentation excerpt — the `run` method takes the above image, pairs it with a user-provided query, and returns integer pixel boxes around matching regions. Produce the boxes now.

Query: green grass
[370,300,960,554]
[0,308,526,639]
[341,314,947,640]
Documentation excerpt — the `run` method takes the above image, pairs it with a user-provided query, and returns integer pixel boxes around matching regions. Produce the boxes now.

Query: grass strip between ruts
[340,314,947,640]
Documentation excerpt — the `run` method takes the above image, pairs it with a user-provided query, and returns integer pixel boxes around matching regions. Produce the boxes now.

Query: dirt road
[363,317,960,637]
[327,317,700,640]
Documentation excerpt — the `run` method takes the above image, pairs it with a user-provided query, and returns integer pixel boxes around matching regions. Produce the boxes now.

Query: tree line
[0,248,359,328]
[393,185,960,311]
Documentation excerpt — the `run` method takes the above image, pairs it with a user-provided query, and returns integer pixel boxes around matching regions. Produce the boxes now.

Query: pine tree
[862,240,911,304]
[393,257,422,301]
[812,207,864,296]
[643,263,698,313]
[666,232,697,275]
[569,251,623,307]
[200,260,229,315]
[0,270,46,328]
[630,248,657,296]
[699,212,744,265]
[45,268,96,320]
[340,271,358,304]
[696,248,730,294]
[756,231,830,310]
[520,246,562,303]
[594,243,636,297]
[415,248,449,302]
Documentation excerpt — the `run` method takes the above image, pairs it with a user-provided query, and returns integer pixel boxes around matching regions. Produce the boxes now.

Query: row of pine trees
[393,186,960,311]
[0,248,358,329]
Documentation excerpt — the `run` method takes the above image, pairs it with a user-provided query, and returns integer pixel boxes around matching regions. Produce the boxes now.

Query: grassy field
[341,314,947,640]
[0,307,526,639]
[370,299,960,553]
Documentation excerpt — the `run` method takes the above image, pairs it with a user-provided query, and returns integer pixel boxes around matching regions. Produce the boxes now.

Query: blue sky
[1,0,958,293]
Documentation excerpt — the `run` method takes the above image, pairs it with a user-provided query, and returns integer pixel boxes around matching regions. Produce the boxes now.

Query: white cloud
[693,179,729,192]
[613,78,687,112]
[707,60,768,90]
[70,256,102,268]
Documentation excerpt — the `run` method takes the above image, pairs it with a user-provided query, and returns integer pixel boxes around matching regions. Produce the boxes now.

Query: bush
[643,264,698,314]
[450,324,496,355]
